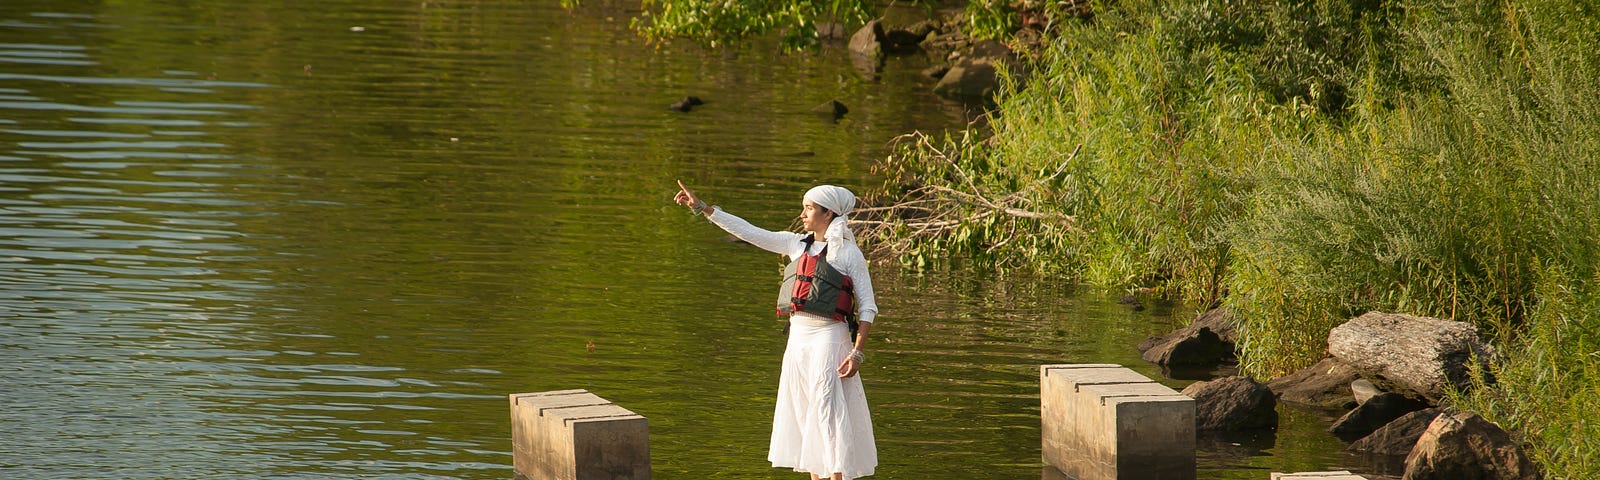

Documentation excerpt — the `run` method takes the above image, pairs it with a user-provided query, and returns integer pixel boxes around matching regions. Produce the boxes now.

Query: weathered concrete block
[1041,364,1195,480]
[510,389,649,480]
[1271,471,1368,479]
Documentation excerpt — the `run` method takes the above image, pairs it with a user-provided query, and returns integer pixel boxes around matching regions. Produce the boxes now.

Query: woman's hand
[837,351,861,378]
[674,180,704,212]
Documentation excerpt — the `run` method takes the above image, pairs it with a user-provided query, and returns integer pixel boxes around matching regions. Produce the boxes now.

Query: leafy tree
[563,0,876,49]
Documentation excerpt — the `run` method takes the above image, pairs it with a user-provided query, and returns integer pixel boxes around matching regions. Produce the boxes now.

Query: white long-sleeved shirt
[706,207,878,324]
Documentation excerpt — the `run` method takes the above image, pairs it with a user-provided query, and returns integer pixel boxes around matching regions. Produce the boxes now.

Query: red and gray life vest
[776,236,856,322]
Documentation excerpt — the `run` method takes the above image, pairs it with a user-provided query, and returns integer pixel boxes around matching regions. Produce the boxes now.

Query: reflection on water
[0,1,1372,479]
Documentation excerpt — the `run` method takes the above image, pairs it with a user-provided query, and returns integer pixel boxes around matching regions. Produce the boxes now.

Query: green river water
[0,1,1375,478]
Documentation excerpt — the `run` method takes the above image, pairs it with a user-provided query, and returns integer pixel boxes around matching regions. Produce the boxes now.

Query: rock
[811,99,848,122]
[1348,408,1442,456]
[1140,324,1227,366]
[1139,307,1237,367]
[1403,413,1541,480]
[816,22,847,40]
[933,62,998,100]
[1352,378,1379,405]
[932,40,1017,102]
[906,19,940,39]
[1120,293,1146,311]
[1267,357,1360,409]
[883,29,926,54]
[668,96,703,112]
[1328,312,1501,402]
[1329,392,1430,441]
[1181,376,1278,431]
[1190,306,1238,342]
[849,20,884,61]
[920,65,950,80]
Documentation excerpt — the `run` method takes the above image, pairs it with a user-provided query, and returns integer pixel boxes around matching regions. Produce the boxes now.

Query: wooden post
[510,389,649,480]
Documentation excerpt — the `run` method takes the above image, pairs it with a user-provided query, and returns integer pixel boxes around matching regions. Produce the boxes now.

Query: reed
[878,0,1600,476]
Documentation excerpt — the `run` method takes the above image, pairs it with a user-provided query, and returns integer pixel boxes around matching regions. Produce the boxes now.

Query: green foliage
[567,0,876,49]
[880,0,1600,475]
[963,0,1100,41]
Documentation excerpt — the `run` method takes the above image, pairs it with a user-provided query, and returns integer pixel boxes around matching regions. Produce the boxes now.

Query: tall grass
[878,0,1600,476]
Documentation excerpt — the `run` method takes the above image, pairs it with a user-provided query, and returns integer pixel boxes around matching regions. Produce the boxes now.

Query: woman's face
[801,199,834,236]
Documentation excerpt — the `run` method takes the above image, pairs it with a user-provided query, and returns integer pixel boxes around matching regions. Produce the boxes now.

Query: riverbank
[871,0,1598,477]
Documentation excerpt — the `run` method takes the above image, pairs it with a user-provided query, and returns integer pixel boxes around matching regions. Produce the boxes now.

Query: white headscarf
[804,185,856,244]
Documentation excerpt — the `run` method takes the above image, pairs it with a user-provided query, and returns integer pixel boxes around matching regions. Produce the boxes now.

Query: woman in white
[674,181,878,480]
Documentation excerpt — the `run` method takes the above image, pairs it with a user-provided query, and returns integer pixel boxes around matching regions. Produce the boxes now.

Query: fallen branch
[854,135,1083,260]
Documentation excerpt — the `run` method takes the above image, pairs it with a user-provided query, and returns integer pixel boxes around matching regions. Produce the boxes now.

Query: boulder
[1139,307,1238,367]
[932,40,1018,102]
[933,61,1000,101]
[1181,376,1278,430]
[883,28,926,54]
[1327,312,1501,402]
[1329,392,1430,441]
[1267,357,1361,409]
[848,20,885,79]
[1348,408,1442,456]
[848,20,884,60]
[1403,413,1541,480]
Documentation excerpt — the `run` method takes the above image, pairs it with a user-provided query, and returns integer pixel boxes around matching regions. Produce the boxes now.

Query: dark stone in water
[1329,392,1430,441]
[1182,375,1278,431]
[669,96,704,112]
[1348,407,1441,456]
[812,99,848,122]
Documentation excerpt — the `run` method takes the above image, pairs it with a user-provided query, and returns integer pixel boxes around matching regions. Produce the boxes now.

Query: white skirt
[769,317,877,479]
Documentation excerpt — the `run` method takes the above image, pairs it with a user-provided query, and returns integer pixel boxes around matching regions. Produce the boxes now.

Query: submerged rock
[811,99,849,122]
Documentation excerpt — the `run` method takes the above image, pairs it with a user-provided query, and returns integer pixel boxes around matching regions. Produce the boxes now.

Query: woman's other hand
[674,180,702,209]
[837,355,860,378]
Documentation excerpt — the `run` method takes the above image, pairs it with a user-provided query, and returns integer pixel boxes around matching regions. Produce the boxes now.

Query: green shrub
[882,0,1600,475]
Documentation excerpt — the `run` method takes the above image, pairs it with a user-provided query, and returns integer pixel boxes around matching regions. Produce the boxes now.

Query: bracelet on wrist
[689,200,706,215]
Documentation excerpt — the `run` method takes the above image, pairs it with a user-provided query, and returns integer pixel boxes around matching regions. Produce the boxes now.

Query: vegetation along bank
[576,0,1599,477]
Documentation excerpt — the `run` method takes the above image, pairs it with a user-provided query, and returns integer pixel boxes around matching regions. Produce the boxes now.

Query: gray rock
[932,40,1018,102]
[1330,392,1430,441]
[1348,408,1442,456]
[848,20,885,79]
[1181,376,1278,431]
[1267,357,1361,409]
[1403,413,1541,480]
[1328,312,1502,402]
[848,20,884,60]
